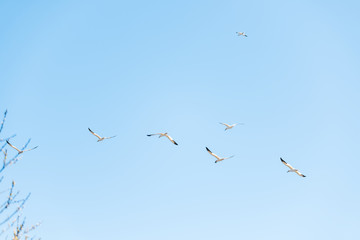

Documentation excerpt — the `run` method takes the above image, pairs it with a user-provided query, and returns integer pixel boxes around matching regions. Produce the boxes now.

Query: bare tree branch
[0,110,8,134]
[0,110,40,239]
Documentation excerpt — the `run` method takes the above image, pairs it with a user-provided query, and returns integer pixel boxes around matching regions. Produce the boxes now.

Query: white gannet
[206,147,234,163]
[219,122,244,131]
[147,133,178,145]
[236,32,248,37]
[88,128,116,142]
[6,140,38,154]
[280,158,306,177]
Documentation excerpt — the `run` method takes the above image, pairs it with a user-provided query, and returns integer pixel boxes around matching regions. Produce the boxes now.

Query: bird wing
[147,133,162,137]
[219,123,231,128]
[206,147,221,160]
[280,158,295,171]
[295,171,306,177]
[104,135,116,140]
[165,134,178,145]
[88,128,102,139]
[23,146,39,152]
[6,141,22,153]
[224,155,235,160]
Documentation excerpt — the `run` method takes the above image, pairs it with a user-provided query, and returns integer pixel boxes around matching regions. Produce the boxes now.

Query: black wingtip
[206,147,210,152]
[303,175,306,177]
[280,158,286,163]
[174,141,178,145]
[147,134,151,137]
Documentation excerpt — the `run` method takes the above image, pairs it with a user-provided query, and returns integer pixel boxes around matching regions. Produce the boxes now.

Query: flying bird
[147,133,178,145]
[6,140,38,154]
[236,32,248,37]
[88,128,116,142]
[206,147,234,163]
[280,158,306,177]
[219,122,244,131]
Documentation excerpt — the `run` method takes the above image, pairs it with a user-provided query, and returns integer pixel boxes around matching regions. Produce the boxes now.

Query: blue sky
[1,0,360,239]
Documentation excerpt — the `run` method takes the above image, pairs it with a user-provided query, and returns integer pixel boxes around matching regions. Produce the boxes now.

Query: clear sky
[1,0,360,239]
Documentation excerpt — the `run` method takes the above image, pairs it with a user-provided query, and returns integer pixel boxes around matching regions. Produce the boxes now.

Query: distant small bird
[147,133,178,145]
[236,32,248,37]
[6,140,38,154]
[88,128,116,142]
[280,158,306,177]
[206,147,234,163]
[219,122,244,131]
